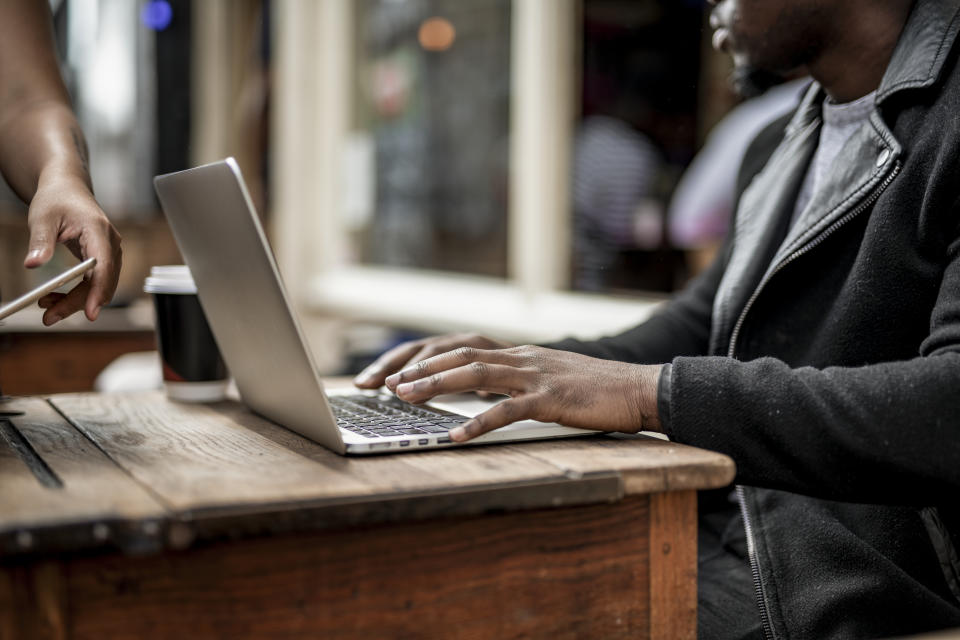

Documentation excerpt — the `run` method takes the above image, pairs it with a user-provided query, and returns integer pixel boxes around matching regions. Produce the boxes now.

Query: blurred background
[0,0,801,394]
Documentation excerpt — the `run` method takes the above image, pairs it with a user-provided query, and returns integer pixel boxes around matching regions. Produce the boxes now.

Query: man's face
[709,0,828,87]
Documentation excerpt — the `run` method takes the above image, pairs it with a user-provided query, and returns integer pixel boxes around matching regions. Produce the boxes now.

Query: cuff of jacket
[657,362,673,437]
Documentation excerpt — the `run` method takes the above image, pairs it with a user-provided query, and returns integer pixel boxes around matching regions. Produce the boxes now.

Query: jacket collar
[713,0,960,355]
[877,0,960,103]
[784,82,824,137]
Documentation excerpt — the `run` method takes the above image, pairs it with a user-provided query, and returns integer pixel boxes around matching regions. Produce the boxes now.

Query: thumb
[24,216,57,269]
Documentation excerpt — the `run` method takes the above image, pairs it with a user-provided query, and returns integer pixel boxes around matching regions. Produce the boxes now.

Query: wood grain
[39,391,733,554]
[64,497,652,640]
[51,391,734,504]
[0,332,155,395]
[47,393,627,547]
[49,392,594,508]
[649,490,697,640]
[209,395,597,492]
[0,397,165,555]
[0,562,67,640]
[509,434,736,494]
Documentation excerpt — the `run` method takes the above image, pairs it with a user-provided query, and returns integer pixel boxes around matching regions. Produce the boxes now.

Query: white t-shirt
[791,90,877,226]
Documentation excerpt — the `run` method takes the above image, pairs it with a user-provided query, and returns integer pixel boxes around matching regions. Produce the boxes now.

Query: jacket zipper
[727,161,902,359]
[738,485,775,640]
[920,506,960,605]
[728,160,901,640]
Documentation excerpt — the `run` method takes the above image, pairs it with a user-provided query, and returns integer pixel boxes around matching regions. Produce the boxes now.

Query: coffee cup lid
[144,265,197,294]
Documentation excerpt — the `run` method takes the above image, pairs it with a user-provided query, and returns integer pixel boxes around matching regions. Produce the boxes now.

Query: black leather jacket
[549,0,960,636]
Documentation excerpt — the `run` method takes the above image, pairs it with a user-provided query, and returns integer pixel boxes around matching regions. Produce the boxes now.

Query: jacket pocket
[921,506,960,606]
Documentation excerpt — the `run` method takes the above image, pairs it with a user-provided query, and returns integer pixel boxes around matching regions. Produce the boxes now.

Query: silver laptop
[154,158,591,454]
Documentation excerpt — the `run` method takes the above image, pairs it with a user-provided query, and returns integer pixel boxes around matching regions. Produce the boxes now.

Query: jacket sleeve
[667,224,960,506]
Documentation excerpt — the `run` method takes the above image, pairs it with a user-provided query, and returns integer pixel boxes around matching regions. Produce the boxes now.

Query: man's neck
[805,1,914,103]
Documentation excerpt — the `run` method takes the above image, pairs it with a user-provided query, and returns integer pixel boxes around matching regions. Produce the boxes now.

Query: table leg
[649,489,697,640]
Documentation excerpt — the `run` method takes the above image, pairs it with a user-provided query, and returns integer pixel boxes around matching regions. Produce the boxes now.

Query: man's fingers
[353,341,425,388]
[41,281,90,325]
[386,343,476,389]
[79,225,121,321]
[379,344,446,389]
[38,292,65,309]
[26,192,122,322]
[449,397,534,442]
[386,346,523,389]
[406,344,444,368]
[24,218,57,269]
[394,362,526,404]
[355,335,518,390]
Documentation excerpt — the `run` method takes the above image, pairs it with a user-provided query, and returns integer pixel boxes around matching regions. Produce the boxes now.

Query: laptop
[154,158,592,454]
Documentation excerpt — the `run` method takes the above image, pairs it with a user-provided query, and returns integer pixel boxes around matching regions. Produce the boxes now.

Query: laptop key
[331,395,470,444]
[419,424,448,433]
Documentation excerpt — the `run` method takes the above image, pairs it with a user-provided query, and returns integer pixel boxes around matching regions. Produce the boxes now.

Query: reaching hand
[26,175,122,325]
[0,0,122,326]
[378,343,662,442]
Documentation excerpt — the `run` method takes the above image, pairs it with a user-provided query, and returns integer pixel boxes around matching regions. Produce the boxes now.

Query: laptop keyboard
[329,394,467,439]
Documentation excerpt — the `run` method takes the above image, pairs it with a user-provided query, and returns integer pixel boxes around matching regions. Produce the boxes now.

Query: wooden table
[0,303,155,395]
[0,389,734,639]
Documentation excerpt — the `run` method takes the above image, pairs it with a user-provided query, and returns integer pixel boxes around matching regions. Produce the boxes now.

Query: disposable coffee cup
[144,266,228,402]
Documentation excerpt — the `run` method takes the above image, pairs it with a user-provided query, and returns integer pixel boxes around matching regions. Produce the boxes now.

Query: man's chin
[730,65,789,98]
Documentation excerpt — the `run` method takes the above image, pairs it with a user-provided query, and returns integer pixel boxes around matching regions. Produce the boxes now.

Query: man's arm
[350,262,722,440]
[664,208,960,506]
[0,0,121,324]
[354,258,733,440]
[384,234,960,501]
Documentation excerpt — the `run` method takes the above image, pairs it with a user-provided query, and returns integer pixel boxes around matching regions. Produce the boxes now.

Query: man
[356,0,960,637]
[0,0,122,326]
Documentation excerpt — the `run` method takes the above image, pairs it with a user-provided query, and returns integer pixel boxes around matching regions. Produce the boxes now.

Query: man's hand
[353,333,516,389]
[26,174,122,325]
[380,344,662,442]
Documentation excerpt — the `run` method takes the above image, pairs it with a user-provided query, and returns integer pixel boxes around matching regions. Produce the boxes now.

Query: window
[271,0,688,365]
[349,0,512,278]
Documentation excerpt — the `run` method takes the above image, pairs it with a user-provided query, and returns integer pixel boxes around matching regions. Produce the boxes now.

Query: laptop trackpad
[427,393,497,418]
[427,393,588,435]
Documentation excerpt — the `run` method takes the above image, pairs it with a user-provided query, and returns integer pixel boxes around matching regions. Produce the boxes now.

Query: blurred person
[572,114,663,291]
[0,0,121,326]
[355,0,960,636]
[667,76,808,269]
